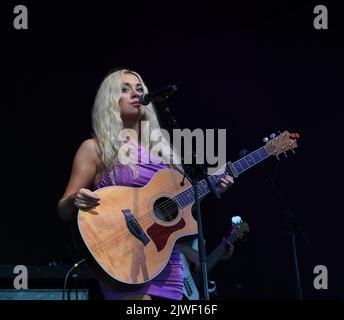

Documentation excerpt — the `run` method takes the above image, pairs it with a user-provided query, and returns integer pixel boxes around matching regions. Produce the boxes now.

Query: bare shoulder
[76,138,101,164]
[60,138,102,201]
[80,138,98,151]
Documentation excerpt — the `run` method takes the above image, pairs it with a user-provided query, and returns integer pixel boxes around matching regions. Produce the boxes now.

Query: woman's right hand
[73,188,101,210]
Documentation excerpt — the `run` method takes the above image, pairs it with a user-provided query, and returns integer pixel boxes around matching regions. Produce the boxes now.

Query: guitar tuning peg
[270,133,276,139]
[278,130,282,134]
[284,152,288,158]
[276,155,280,161]
[290,133,300,139]
[291,149,296,154]
[263,137,269,143]
[231,216,241,224]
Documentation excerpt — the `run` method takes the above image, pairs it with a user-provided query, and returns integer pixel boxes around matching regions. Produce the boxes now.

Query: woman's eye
[122,87,129,93]
[137,87,144,92]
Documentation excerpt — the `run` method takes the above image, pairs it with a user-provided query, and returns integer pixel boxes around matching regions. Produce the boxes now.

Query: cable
[62,258,86,300]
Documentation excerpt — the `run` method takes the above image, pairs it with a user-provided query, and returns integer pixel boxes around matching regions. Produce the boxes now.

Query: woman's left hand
[216,175,234,194]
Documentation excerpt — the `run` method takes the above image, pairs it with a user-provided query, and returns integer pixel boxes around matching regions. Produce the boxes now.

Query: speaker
[0,289,89,300]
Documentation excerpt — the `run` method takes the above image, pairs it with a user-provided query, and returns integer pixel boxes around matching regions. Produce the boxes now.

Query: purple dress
[93,144,184,300]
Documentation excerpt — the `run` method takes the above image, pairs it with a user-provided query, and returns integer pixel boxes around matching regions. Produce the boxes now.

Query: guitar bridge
[122,209,150,246]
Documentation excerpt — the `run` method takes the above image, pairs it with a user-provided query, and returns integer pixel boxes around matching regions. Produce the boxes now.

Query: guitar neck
[206,232,237,272]
[175,147,269,208]
[192,231,239,288]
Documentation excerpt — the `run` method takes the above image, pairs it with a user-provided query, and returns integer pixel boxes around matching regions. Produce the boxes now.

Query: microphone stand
[261,161,310,300]
[157,99,221,300]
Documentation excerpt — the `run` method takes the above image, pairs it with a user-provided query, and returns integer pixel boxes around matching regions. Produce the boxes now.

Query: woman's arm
[176,242,201,270]
[57,139,101,222]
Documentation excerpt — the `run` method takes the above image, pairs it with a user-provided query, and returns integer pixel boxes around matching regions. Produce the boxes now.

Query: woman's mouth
[130,101,141,108]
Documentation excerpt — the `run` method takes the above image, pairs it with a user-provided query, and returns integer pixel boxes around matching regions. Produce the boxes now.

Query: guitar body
[181,252,200,300]
[76,168,198,287]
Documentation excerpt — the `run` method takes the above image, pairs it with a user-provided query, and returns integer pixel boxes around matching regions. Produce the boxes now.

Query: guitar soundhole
[153,197,179,222]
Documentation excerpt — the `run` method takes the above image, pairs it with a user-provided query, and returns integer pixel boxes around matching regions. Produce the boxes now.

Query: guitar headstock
[230,216,250,239]
[264,130,299,158]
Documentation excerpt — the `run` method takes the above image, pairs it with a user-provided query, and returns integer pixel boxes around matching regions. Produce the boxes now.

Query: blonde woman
[57,69,234,300]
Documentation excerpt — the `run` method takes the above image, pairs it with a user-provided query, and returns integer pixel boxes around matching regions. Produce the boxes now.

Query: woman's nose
[131,88,140,98]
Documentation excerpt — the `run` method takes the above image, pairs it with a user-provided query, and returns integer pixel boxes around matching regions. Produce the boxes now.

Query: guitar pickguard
[147,218,186,252]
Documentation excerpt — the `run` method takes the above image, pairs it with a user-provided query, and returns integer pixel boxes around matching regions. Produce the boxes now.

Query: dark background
[2,1,343,299]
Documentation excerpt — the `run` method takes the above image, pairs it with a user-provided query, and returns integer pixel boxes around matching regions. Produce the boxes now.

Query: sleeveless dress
[93,143,184,300]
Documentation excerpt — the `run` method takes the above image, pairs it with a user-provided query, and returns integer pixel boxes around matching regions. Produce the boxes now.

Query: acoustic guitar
[76,131,298,287]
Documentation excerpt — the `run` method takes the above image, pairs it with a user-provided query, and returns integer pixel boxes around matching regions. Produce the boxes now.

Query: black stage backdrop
[2,1,343,299]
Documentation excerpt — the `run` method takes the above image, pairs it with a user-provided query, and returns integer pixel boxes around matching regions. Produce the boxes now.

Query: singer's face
[119,72,145,123]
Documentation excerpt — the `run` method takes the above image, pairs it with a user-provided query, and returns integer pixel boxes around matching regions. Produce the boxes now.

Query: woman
[57,68,234,300]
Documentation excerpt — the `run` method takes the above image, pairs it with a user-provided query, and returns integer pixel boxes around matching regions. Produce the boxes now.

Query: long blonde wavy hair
[91,69,183,183]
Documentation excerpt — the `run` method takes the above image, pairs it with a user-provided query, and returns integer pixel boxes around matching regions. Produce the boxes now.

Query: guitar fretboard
[206,231,237,272]
[192,230,239,287]
[175,147,269,208]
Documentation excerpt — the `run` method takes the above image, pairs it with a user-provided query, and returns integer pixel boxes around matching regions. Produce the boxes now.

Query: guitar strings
[105,147,269,226]
[83,172,227,242]
[184,245,228,287]
[126,172,231,226]
[133,174,226,225]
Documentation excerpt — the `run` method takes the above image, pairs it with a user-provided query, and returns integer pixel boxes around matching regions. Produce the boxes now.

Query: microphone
[139,85,178,105]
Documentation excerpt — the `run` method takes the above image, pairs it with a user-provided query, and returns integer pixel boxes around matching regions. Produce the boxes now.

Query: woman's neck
[122,120,141,145]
